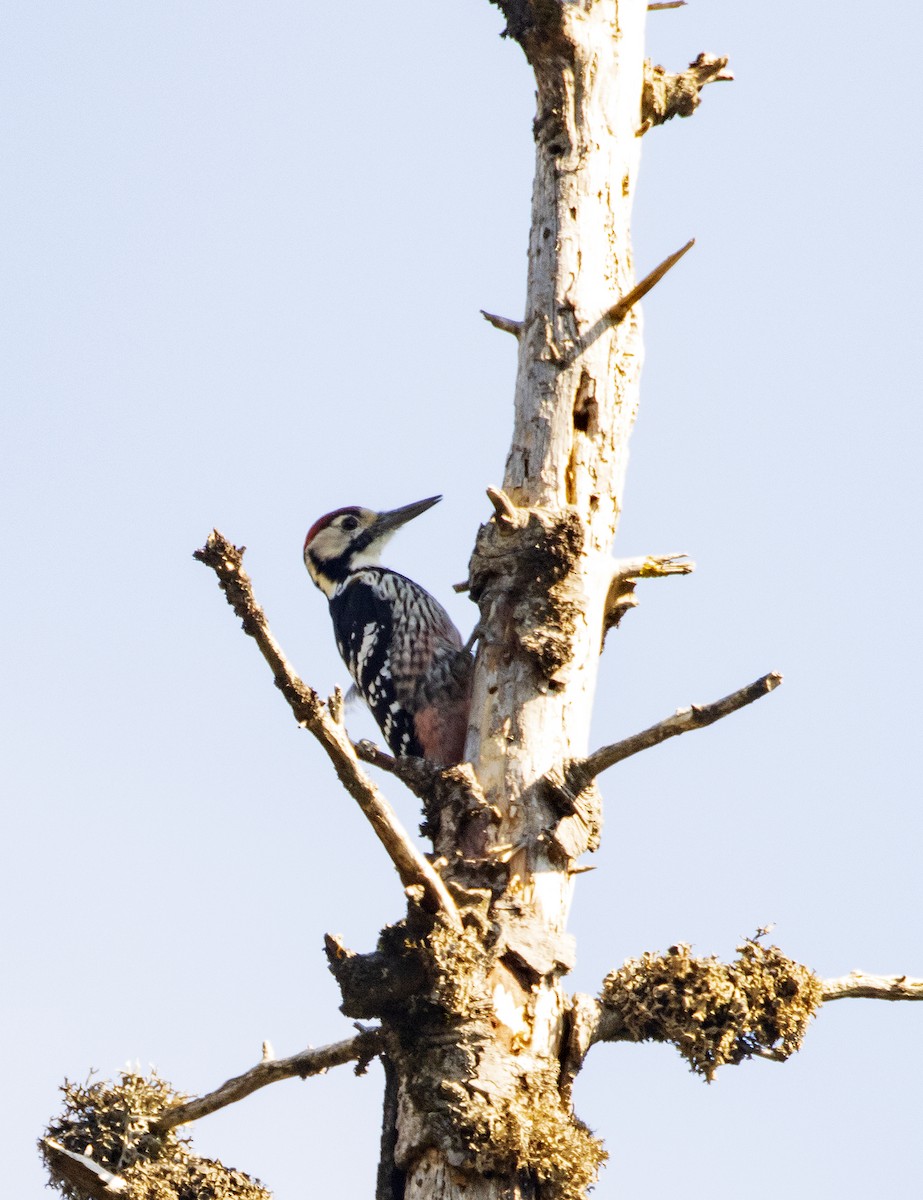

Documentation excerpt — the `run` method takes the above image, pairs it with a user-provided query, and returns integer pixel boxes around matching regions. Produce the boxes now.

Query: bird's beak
[372,495,442,538]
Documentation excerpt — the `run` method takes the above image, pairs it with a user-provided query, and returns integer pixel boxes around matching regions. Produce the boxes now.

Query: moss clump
[391,918,603,1200]
[463,1068,606,1200]
[426,918,498,1021]
[42,1071,269,1200]
[602,939,823,1081]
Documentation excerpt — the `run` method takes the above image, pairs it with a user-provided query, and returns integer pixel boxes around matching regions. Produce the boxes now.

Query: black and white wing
[328,570,425,757]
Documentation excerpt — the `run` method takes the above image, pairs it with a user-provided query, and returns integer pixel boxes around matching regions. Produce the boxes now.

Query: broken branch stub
[821,972,923,1002]
[603,552,694,641]
[605,240,695,325]
[481,310,523,337]
[641,53,734,132]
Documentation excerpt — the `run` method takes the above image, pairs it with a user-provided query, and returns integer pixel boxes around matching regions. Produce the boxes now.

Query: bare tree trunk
[393,4,649,1197]
[471,0,648,915]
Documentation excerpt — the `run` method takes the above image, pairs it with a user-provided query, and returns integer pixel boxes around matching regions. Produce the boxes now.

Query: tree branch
[194,530,462,930]
[821,972,923,1002]
[579,965,923,1078]
[561,243,696,368]
[354,738,442,801]
[603,552,694,639]
[481,309,523,337]
[605,240,695,325]
[609,553,694,582]
[557,672,782,800]
[41,1140,128,1198]
[641,53,733,132]
[135,973,921,1142]
[151,1031,382,1133]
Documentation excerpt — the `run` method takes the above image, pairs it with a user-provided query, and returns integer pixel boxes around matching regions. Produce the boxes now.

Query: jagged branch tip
[153,1030,382,1134]
[481,309,523,337]
[606,239,695,325]
[194,531,462,930]
[553,671,782,804]
[641,53,733,133]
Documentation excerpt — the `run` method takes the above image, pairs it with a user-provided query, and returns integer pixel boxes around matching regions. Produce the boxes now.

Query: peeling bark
[640,52,733,130]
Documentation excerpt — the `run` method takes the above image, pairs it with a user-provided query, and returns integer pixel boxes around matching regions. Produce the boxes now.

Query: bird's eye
[341,516,359,531]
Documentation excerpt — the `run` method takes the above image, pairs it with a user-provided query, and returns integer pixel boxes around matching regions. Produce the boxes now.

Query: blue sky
[4,2,922,1196]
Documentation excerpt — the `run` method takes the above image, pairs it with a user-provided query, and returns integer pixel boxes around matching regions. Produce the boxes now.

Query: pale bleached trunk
[471,0,647,899]
[397,4,648,1198]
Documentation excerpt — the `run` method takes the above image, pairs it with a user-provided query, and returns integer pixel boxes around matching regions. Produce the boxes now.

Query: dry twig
[195,531,462,929]
[152,1031,381,1133]
[558,672,782,799]
[821,972,923,1002]
[481,310,523,337]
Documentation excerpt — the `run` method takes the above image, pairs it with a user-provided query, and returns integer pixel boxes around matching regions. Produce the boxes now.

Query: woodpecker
[303,495,472,765]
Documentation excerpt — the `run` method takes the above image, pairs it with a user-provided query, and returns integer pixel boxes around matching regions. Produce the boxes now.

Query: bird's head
[303,495,441,597]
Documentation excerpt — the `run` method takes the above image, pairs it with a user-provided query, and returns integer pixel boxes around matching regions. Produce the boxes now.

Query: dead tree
[41,4,920,1200]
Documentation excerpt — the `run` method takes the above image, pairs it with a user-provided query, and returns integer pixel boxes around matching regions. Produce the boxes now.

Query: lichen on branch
[598,940,823,1081]
[42,1072,269,1200]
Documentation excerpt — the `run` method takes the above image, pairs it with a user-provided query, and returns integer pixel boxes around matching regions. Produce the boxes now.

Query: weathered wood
[558,671,783,800]
[393,2,651,1196]
[469,0,649,885]
[194,531,463,931]
[821,972,923,1001]
[151,1032,381,1133]
[641,52,733,130]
